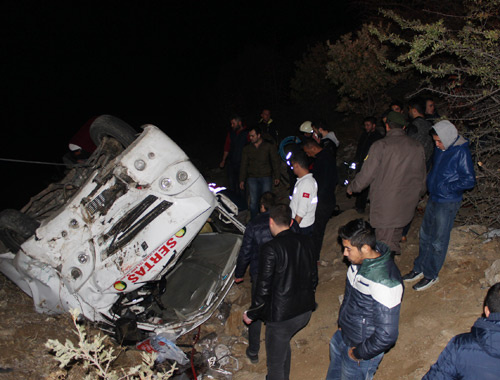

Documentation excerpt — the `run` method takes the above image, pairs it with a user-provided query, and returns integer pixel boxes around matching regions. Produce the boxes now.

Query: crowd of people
[220,103,498,379]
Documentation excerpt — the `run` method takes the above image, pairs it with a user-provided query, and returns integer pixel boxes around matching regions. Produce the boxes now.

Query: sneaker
[402,271,423,282]
[413,277,439,291]
[246,347,258,364]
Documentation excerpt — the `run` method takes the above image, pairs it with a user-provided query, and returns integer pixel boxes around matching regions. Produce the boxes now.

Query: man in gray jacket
[347,111,426,255]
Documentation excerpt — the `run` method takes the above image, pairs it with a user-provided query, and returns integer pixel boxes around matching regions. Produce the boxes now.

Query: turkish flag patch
[303,192,310,198]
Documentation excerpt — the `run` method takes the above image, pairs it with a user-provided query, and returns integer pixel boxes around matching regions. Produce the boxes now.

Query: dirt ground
[0,189,498,379]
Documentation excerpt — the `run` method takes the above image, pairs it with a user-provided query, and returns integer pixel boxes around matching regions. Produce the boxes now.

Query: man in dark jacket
[407,97,434,169]
[239,126,280,219]
[403,120,475,291]
[220,115,248,197]
[326,219,403,380]
[234,192,276,363]
[423,282,500,379]
[243,204,317,380]
[353,116,383,213]
[303,139,338,261]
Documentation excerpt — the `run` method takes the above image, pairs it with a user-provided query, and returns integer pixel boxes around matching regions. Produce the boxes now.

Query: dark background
[1,1,357,209]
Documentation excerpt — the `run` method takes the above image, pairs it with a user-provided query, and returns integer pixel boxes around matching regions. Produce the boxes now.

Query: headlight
[159,177,172,190]
[176,170,189,183]
[134,159,146,171]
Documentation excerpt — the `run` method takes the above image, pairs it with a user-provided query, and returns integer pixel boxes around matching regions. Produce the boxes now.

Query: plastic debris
[136,332,189,365]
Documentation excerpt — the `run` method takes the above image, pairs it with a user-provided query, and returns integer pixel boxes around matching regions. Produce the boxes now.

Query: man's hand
[234,277,244,284]
[243,311,253,325]
[239,181,245,190]
[274,179,280,186]
[219,159,226,169]
[348,347,360,364]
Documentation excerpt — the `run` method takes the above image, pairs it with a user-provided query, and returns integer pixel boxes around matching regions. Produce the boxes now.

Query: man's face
[261,109,271,122]
[230,119,241,130]
[303,146,316,158]
[248,130,261,144]
[342,239,365,265]
[426,100,435,115]
[433,134,445,151]
[363,121,375,133]
[391,104,402,113]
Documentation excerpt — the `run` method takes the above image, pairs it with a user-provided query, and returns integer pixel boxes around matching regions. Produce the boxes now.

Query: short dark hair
[312,120,329,132]
[408,97,426,115]
[485,282,500,313]
[338,219,376,251]
[231,115,242,123]
[269,204,291,227]
[302,138,321,149]
[250,126,262,135]
[291,150,309,170]
[387,121,404,130]
[260,192,276,212]
[390,100,403,109]
[363,116,377,125]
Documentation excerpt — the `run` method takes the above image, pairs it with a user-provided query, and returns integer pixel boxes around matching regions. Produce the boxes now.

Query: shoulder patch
[303,192,310,198]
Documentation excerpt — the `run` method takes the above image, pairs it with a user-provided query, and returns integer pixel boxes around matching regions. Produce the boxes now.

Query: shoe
[246,347,258,364]
[355,208,365,214]
[413,277,439,291]
[402,271,423,282]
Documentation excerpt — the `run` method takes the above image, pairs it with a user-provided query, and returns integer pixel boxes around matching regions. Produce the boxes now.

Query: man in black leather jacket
[243,204,317,380]
[234,192,276,363]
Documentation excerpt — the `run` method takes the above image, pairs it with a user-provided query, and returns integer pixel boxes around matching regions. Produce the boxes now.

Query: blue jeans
[413,199,461,280]
[265,311,312,380]
[326,330,383,380]
[247,177,272,219]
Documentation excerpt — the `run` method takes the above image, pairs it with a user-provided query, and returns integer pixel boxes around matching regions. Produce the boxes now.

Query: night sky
[1,1,356,209]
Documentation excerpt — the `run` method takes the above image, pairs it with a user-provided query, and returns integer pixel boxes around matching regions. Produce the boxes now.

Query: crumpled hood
[472,313,500,358]
[324,131,340,147]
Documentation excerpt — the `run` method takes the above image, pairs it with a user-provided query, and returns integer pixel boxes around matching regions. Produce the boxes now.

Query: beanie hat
[386,111,406,128]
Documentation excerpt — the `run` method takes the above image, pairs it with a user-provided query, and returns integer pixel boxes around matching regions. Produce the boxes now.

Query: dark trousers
[265,311,312,380]
[313,200,336,261]
[248,278,262,355]
[354,186,369,211]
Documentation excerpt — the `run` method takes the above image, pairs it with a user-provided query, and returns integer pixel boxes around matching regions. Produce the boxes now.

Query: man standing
[258,108,279,145]
[407,97,434,169]
[220,115,248,196]
[425,97,440,124]
[353,116,383,213]
[290,151,318,235]
[326,219,403,380]
[234,192,276,363]
[423,282,500,379]
[243,205,317,380]
[347,111,426,255]
[303,139,338,261]
[402,120,475,291]
[239,126,280,219]
[312,120,340,158]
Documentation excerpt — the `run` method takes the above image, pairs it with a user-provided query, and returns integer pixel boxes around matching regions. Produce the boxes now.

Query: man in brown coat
[347,111,426,255]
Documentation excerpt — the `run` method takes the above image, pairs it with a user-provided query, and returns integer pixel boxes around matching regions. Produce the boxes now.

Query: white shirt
[290,173,318,228]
